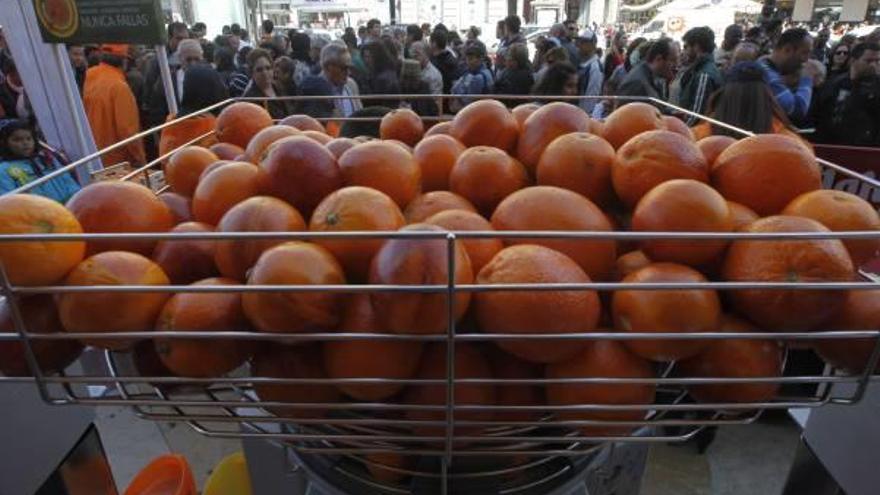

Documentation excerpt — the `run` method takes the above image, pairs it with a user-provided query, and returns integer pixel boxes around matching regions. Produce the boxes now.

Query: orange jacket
[158,113,218,158]
[83,63,146,167]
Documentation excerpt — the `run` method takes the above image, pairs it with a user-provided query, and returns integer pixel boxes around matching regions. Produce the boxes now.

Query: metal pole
[155,44,179,116]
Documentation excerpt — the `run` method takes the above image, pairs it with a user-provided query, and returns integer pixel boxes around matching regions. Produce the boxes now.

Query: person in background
[744,26,764,49]
[534,46,570,83]
[564,20,579,44]
[730,40,760,65]
[804,59,826,89]
[691,61,798,140]
[410,41,443,96]
[430,30,459,99]
[400,59,438,115]
[421,23,432,39]
[173,40,204,103]
[68,44,88,94]
[365,19,382,45]
[228,46,252,97]
[214,47,236,87]
[758,28,815,122]
[125,46,146,110]
[497,15,526,68]
[0,119,80,202]
[812,28,831,65]
[548,23,579,65]
[142,22,188,125]
[450,44,494,112]
[675,27,723,124]
[297,42,363,119]
[243,48,295,119]
[290,33,314,86]
[826,42,851,80]
[493,43,534,106]
[310,37,330,75]
[83,44,145,167]
[618,38,678,104]
[605,37,647,95]
[531,61,579,103]
[158,65,227,157]
[274,56,298,98]
[574,28,603,114]
[812,42,880,146]
[341,31,368,90]
[404,24,422,58]
[715,24,743,69]
[361,41,401,108]
[260,19,274,45]
[84,45,102,67]
[604,31,628,82]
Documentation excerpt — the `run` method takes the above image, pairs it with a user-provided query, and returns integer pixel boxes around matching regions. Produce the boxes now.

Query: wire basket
[2,94,880,494]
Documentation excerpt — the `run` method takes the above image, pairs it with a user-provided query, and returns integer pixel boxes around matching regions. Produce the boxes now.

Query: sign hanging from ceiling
[32,0,166,45]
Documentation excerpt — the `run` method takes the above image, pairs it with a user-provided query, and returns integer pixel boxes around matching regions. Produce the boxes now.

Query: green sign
[33,0,166,45]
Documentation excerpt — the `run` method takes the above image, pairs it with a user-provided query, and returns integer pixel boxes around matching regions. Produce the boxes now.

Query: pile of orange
[1,100,878,478]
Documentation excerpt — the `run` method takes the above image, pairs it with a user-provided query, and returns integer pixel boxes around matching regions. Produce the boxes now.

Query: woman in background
[158,64,228,157]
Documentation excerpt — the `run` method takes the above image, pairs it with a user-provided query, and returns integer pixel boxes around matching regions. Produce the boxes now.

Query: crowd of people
[0,16,879,201]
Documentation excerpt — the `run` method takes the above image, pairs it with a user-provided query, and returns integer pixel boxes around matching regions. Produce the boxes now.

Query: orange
[612,129,709,208]
[325,137,358,159]
[697,135,736,167]
[663,115,693,140]
[158,192,192,224]
[727,201,759,231]
[209,142,245,160]
[152,221,219,285]
[260,135,342,218]
[424,209,503,274]
[323,294,424,400]
[214,196,306,281]
[0,295,82,377]
[0,194,85,286]
[59,251,170,350]
[154,277,252,377]
[165,146,220,197]
[602,101,666,149]
[380,108,425,146]
[612,262,720,361]
[450,99,519,152]
[424,121,452,137]
[252,343,342,419]
[677,314,783,404]
[491,186,617,281]
[536,132,616,207]
[309,186,406,282]
[511,103,540,130]
[449,146,528,216]
[66,181,175,256]
[486,347,545,421]
[192,161,265,225]
[783,189,880,267]
[516,102,591,175]
[338,141,422,208]
[712,134,821,216]
[243,242,346,334]
[814,289,880,374]
[243,125,300,163]
[413,134,466,191]
[301,130,333,145]
[402,343,497,437]
[403,191,476,223]
[613,250,651,281]
[475,244,600,363]
[279,114,326,133]
[631,179,732,267]
[215,102,273,148]
[369,224,473,334]
[546,340,656,436]
[722,215,854,331]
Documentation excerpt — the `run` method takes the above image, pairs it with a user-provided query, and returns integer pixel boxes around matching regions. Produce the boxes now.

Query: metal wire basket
[2,94,879,494]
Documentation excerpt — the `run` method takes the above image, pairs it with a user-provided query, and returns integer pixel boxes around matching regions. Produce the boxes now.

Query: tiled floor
[97,407,801,494]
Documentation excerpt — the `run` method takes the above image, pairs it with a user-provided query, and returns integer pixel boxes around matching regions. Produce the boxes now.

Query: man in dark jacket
[676,27,724,124]
[430,30,459,107]
[618,38,678,106]
[813,42,880,146]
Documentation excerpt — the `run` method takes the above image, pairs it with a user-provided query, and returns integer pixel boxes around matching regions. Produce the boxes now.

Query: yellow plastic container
[202,452,253,495]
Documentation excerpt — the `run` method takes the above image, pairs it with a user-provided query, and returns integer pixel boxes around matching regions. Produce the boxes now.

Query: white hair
[320,41,350,68]
[176,38,203,57]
